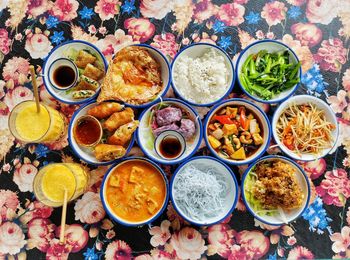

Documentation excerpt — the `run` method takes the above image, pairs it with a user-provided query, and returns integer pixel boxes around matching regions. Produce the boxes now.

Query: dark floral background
[0,0,350,259]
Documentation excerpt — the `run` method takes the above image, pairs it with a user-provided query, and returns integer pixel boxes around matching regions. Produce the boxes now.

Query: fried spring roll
[94,144,126,161]
[87,102,124,119]
[107,120,139,146]
[103,107,134,131]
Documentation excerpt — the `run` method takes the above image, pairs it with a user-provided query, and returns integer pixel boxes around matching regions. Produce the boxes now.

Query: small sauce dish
[73,115,103,147]
[48,58,79,90]
[154,130,186,160]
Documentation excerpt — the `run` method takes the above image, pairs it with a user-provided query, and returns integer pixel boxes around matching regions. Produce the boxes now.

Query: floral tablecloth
[0,0,350,259]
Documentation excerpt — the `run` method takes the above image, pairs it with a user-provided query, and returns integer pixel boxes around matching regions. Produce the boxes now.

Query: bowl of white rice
[170,156,238,226]
[171,43,235,107]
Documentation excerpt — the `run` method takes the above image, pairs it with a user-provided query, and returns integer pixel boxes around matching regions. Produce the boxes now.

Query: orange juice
[9,101,66,143]
[33,163,89,207]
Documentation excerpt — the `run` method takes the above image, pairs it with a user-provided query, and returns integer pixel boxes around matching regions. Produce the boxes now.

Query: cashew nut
[240,132,253,144]
[232,137,241,149]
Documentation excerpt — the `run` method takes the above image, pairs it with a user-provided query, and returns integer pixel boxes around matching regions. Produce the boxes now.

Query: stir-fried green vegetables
[239,50,301,100]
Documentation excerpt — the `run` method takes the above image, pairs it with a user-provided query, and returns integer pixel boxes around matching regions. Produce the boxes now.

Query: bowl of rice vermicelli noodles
[170,156,238,226]
[272,95,338,161]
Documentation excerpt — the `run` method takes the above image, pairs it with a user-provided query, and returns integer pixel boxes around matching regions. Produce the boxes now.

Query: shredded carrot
[277,103,336,156]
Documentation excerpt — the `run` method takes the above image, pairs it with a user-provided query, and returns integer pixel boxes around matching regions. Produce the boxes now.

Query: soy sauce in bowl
[155,130,186,160]
[160,136,182,158]
[48,58,78,90]
[53,66,76,89]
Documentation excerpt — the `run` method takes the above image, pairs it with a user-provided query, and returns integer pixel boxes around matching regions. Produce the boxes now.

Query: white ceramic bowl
[236,39,301,104]
[242,155,310,225]
[48,58,79,90]
[204,98,271,165]
[170,156,238,226]
[43,40,108,104]
[68,101,135,165]
[118,44,171,109]
[171,43,235,107]
[137,98,203,165]
[154,130,186,160]
[272,95,339,161]
[101,157,169,226]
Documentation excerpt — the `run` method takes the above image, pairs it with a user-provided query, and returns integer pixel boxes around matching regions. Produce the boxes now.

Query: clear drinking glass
[33,163,89,207]
[8,100,67,143]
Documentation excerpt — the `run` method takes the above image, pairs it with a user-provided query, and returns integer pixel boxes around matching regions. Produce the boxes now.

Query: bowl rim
[100,156,170,226]
[136,97,203,165]
[236,39,302,104]
[43,40,108,105]
[169,155,239,226]
[68,100,135,165]
[271,94,339,161]
[113,43,171,109]
[170,42,236,107]
[241,155,311,226]
[203,98,272,165]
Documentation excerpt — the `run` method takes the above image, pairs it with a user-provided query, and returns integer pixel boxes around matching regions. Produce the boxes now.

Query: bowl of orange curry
[101,157,169,226]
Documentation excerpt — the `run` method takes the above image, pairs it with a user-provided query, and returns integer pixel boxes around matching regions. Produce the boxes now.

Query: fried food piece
[83,63,104,81]
[87,102,124,119]
[108,120,139,146]
[253,160,303,210]
[75,75,99,91]
[103,107,134,132]
[97,46,162,104]
[94,144,126,161]
[75,50,97,69]
[72,90,95,99]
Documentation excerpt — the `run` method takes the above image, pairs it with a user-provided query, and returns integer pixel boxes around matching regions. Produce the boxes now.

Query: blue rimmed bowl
[68,101,135,165]
[136,98,203,165]
[171,43,235,107]
[114,44,171,109]
[204,98,271,165]
[170,156,238,226]
[43,40,108,104]
[272,95,339,161]
[100,157,169,226]
[236,39,301,104]
[241,155,311,225]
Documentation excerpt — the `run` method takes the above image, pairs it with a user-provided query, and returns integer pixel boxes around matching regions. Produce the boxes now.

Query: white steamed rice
[173,48,230,104]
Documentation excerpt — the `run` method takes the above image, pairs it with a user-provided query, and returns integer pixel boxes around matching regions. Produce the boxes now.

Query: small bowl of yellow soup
[101,157,169,226]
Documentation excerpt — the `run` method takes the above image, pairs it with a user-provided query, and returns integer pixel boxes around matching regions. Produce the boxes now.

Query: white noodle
[173,164,229,222]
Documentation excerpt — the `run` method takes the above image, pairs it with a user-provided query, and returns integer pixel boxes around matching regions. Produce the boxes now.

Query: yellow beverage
[41,164,76,202]
[9,101,66,143]
[16,103,50,141]
[33,163,89,207]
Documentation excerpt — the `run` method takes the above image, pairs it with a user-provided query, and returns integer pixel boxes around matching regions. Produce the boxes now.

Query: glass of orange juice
[8,100,67,143]
[33,163,89,207]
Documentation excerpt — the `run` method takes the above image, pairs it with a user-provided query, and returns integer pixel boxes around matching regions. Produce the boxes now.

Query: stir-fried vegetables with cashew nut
[207,105,264,160]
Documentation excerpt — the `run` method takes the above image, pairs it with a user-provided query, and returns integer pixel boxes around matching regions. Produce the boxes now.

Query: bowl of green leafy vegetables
[236,40,301,104]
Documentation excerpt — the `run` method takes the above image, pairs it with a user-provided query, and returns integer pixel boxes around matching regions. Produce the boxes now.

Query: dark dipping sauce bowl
[48,58,78,90]
[73,115,103,147]
[155,130,186,160]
